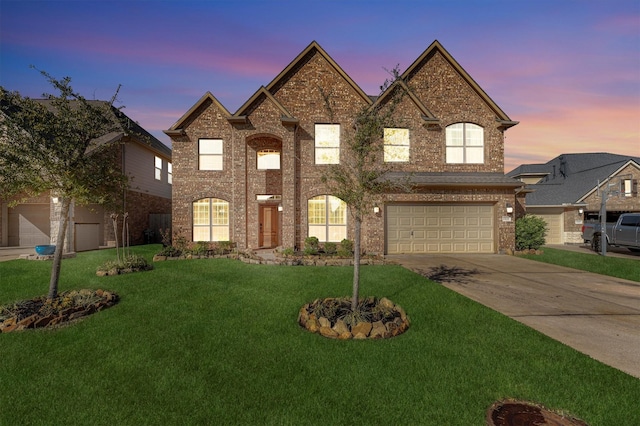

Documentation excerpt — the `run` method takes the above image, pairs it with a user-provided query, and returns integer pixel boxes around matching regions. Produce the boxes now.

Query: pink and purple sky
[1,0,638,172]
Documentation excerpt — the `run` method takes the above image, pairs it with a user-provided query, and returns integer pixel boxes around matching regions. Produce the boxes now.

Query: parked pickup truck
[581,213,640,253]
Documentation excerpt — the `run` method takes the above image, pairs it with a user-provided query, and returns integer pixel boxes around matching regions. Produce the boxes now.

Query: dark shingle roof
[508,153,640,205]
[386,172,523,188]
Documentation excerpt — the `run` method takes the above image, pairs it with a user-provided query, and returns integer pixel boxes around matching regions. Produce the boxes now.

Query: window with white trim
[199,139,223,170]
[257,149,280,170]
[384,128,410,162]
[168,162,172,185]
[154,156,162,180]
[622,179,637,197]
[315,124,340,164]
[193,198,229,241]
[445,123,484,164]
[308,195,347,242]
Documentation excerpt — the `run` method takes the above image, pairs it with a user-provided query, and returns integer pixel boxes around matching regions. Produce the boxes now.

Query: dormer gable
[402,40,518,130]
[164,92,231,137]
[372,79,440,127]
[265,40,372,106]
[232,86,298,127]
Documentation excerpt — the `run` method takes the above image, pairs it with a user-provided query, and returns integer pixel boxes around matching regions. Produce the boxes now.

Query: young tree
[0,70,128,300]
[321,69,411,310]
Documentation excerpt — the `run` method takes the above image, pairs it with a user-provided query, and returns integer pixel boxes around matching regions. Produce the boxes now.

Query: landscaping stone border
[0,289,119,333]
[298,297,410,340]
[486,399,587,426]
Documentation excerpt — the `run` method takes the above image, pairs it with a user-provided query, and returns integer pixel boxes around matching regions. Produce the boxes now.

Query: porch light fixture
[578,208,584,214]
[505,203,513,214]
[278,204,283,212]
[373,206,380,214]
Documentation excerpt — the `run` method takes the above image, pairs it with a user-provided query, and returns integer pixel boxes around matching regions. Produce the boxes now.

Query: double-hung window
[308,195,347,242]
[199,139,223,170]
[315,124,340,164]
[384,128,410,162]
[445,123,484,164]
[168,162,172,185]
[154,156,162,180]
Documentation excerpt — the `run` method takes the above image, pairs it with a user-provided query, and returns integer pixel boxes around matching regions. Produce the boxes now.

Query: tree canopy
[0,70,129,299]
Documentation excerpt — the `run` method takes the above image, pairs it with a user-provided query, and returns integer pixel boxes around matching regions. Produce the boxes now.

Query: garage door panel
[8,204,50,246]
[387,204,494,254]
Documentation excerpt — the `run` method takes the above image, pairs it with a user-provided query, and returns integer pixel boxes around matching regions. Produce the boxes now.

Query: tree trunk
[352,217,362,311]
[48,197,71,300]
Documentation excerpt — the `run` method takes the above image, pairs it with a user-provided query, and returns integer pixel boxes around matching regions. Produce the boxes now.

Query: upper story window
[154,156,162,180]
[445,123,484,164]
[199,138,223,170]
[257,149,281,170]
[315,124,340,164]
[622,179,637,197]
[384,128,410,162]
[168,162,172,185]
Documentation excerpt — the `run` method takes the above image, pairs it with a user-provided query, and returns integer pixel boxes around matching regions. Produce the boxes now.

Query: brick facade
[167,41,521,254]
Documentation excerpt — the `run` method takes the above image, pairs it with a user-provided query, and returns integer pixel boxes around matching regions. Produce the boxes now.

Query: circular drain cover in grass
[487,400,587,426]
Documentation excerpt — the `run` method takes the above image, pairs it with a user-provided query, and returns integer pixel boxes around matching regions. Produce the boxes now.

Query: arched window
[445,123,484,164]
[193,198,229,241]
[308,195,347,242]
[257,149,281,169]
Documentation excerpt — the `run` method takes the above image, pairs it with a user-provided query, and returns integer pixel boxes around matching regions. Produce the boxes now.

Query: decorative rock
[318,317,331,328]
[378,297,395,310]
[351,321,372,337]
[338,331,352,340]
[33,315,56,328]
[332,319,350,335]
[369,321,387,339]
[319,327,338,338]
[18,314,39,329]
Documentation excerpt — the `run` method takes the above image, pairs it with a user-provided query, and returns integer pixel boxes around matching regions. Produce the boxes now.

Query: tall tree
[321,69,411,310]
[0,70,128,300]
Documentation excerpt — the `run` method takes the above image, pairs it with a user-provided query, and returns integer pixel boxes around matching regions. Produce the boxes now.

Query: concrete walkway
[388,253,640,379]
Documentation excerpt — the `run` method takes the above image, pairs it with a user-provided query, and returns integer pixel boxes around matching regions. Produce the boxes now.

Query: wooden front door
[259,205,279,248]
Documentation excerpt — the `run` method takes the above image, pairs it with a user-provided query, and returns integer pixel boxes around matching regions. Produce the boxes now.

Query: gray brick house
[165,40,523,254]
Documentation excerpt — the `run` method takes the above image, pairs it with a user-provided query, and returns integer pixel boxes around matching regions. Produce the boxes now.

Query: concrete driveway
[388,253,640,379]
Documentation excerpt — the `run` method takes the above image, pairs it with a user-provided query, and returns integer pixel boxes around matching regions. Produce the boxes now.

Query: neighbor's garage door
[530,208,563,245]
[8,204,50,246]
[386,204,494,254]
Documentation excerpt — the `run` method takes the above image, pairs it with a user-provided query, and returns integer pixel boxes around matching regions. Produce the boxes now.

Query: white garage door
[386,204,494,254]
[530,208,563,245]
[8,204,50,246]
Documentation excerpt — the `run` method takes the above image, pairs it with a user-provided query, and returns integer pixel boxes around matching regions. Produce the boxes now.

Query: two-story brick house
[165,40,523,254]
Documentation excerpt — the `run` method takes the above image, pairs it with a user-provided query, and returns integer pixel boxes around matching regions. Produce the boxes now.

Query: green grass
[522,247,640,282]
[1,245,639,425]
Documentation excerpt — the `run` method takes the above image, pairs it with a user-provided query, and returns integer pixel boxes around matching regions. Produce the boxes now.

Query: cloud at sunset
[1,0,638,172]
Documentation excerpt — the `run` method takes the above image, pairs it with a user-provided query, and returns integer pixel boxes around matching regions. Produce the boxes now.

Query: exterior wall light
[578,208,584,214]
[506,203,513,214]
[373,206,380,214]
[278,204,283,212]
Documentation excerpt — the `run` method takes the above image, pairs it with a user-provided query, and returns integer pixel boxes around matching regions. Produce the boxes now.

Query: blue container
[35,245,56,255]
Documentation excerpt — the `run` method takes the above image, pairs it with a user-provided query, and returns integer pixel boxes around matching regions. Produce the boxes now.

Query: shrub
[157,245,181,257]
[323,242,337,255]
[338,238,353,257]
[304,236,319,255]
[216,241,234,254]
[281,247,295,257]
[97,254,152,274]
[189,241,209,256]
[515,214,547,250]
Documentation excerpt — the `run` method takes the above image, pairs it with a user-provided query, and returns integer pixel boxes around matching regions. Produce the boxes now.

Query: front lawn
[1,245,638,425]
[522,247,640,282]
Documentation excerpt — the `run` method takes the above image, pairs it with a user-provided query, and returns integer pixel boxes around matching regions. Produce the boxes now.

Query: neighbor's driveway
[389,253,640,379]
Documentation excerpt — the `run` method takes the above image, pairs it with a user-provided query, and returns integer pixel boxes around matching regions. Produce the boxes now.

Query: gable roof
[34,99,171,158]
[510,153,640,206]
[164,92,232,136]
[265,40,372,106]
[233,86,298,126]
[401,40,518,130]
[372,80,439,125]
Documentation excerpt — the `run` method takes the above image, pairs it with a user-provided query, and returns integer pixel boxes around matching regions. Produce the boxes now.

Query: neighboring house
[507,153,640,244]
[165,40,523,254]
[0,101,172,251]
